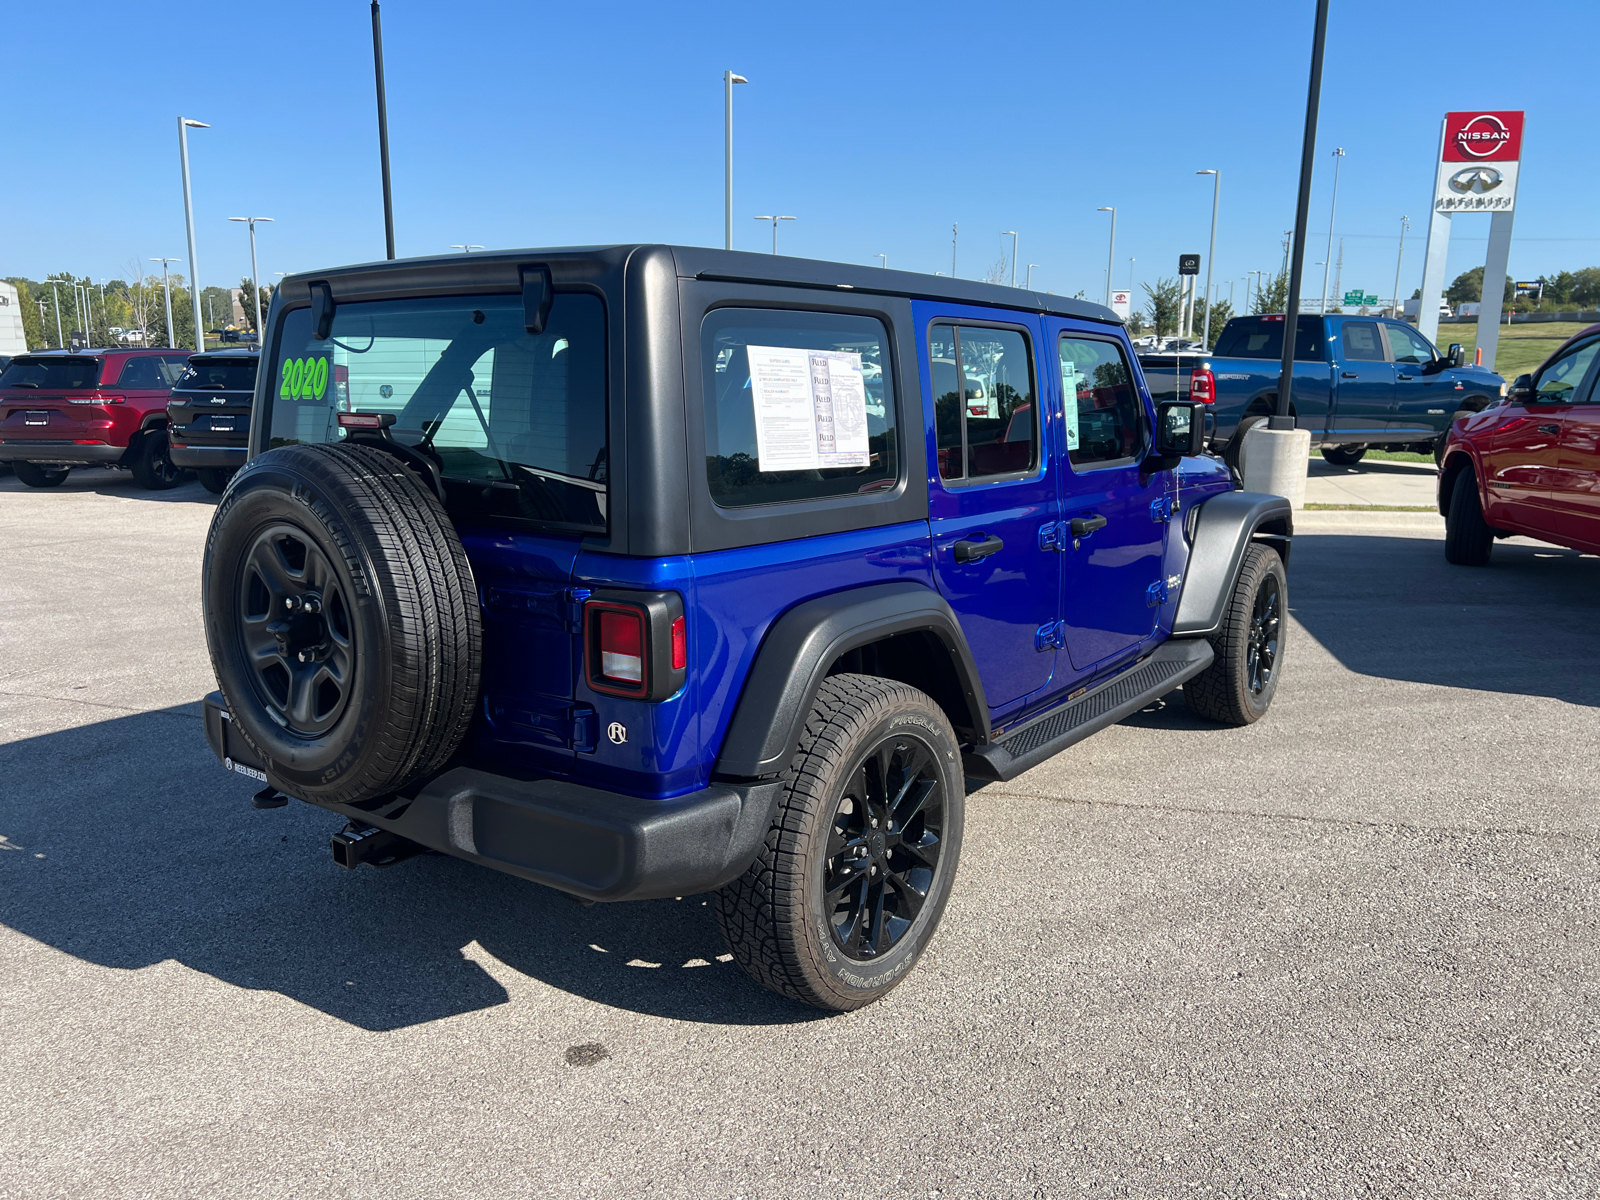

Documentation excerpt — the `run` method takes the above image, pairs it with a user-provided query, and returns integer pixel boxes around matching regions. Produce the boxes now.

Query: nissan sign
[1434,110,1523,213]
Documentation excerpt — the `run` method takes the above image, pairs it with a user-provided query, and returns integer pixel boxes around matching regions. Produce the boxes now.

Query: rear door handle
[1537,424,1561,435]
[953,535,1004,562]
[1069,514,1108,537]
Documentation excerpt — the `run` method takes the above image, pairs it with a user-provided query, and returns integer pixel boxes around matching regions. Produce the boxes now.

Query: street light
[1390,215,1410,317]
[229,217,274,345]
[1128,256,1135,290]
[875,254,887,269]
[1097,208,1116,307]
[450,244,483,253]
[150,258,181,349]
[753,215,795,255]
[1001,231,1018,288]
[46,279,65,348]
[177,117,209,351]
[1197,170,1220,346]
[724,71,748,250]
[1026,264,1039,289]
[1319,147,1345,316]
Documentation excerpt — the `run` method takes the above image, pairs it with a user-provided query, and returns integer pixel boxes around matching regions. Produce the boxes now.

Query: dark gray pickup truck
[1139,314,1505,466]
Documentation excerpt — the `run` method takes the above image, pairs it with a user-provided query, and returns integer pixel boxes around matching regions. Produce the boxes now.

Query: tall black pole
[371,1,396,260]
[1274,0,1329,427]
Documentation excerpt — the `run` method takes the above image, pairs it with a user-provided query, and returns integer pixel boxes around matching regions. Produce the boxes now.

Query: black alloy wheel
[824,735,946,961]
[238,523,355,736]
[132,429,186,489]
[1246,570,1281,697]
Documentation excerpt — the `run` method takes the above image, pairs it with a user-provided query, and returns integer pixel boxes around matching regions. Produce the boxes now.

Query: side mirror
[1153,400,1206,462]
[1507,373,1534,404]
[1447,343,1465,368]
[309,280,335,340]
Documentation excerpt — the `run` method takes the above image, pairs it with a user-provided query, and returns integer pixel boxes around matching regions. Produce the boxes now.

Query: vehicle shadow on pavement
[0,475,216,504]
[1286,533,1600,706]
[0,707,822,1031]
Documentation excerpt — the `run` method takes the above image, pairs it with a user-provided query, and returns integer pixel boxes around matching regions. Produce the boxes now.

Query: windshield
[0,357,104,390]
[267,293,607,534]
[1213,317,1324,362]
[176,359,259,392]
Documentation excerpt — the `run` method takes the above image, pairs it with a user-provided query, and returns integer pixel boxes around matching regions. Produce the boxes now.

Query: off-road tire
[203,442,481,805]
[714,674,965,1012]
[131,429,186,490]
[1321,444,1367,466]
[1185,543,1287,726]
[13,462,69,488]
[1444,465,1493,566]
[197,467,234,495]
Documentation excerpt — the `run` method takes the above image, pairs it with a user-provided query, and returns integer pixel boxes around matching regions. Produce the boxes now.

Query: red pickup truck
[1440,323,1600,562]
[0,348,193,488]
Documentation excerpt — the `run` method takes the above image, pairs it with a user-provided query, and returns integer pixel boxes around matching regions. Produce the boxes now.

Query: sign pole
[1476,209,1516,371]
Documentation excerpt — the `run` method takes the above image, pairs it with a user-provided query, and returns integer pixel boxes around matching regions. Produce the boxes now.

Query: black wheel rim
[151,437,181,484]
[824,734,945,962]
[1247,573,1281,696]
[238,524,355,736]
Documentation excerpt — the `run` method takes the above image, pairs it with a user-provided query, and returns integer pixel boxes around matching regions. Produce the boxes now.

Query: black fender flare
[713,580,989,781]
[1173,491,1293,637]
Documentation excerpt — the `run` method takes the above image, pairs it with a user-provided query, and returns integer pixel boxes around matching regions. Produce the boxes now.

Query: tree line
[4,267,273,351]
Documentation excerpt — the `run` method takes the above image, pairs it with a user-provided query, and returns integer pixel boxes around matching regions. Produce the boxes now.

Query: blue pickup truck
[1139,314,1505,467]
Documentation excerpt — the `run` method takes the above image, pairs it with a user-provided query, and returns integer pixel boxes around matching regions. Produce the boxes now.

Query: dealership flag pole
[1273,0,1328,427]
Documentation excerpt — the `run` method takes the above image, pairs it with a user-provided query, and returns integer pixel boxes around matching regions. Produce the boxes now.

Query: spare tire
[202,443,481,806]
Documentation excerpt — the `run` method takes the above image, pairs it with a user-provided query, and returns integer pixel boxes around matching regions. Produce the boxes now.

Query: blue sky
[6,0,1597,308]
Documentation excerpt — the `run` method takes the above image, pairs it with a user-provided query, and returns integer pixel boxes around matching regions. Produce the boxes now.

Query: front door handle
[1537,424,1561,435]
[1341,371,1359,378]
[1398,374,1415,381]
[953,535,1004,562]
[1069,514,1108,537]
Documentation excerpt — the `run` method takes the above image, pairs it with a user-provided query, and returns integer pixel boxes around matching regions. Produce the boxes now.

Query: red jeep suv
[1439,323,1600,563]
[0,348,193,488]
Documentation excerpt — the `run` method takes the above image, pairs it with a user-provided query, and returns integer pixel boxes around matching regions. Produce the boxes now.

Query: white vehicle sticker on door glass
[746,346,870,471]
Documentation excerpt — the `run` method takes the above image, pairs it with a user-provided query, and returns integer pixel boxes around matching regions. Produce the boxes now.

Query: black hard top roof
[273,245,1122,326]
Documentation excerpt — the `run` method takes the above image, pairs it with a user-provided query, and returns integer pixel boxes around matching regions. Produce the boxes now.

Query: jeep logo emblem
[607,722,627,745]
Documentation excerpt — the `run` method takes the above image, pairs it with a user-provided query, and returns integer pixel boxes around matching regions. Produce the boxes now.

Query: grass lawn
[1441,320,1593,380]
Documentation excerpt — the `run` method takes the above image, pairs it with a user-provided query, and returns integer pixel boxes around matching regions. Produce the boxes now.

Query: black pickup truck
[1138,314,1505,466]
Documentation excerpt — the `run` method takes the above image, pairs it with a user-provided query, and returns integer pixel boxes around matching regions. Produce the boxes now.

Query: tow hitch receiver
[330,821,427,869]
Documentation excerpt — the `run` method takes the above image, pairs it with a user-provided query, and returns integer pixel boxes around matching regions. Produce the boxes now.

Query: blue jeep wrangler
[200,246,1291,1011]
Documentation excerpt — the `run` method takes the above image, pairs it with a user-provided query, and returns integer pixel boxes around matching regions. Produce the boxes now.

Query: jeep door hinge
[1037,520,1063,551]
[1150,495,1175,523]
[1034,619,1067,651]
[565,586,593,631]
[1145,578,1170,607]
[569,704,598,753]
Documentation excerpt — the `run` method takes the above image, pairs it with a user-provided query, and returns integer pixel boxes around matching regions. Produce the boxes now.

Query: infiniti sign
[1448,166,1503,195]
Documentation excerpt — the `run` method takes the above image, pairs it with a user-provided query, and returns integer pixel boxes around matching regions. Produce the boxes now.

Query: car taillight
[582,591,688,702]
[67,393,124,405]
[1190,366,1215,404]
[333,364,350,409]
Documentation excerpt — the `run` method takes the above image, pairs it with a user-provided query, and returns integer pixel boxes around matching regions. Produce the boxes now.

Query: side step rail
[962,638,1215,782]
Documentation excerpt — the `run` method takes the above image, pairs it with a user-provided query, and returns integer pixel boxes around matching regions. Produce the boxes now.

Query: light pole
[874,254,887,269]
[151,258,181,349]
[1197,169,1220,346]
[753,215,795,255]
[47,279,64,348]
[372,1,396,259]
[450,244,483,253]
[1026,264,1039,289]
[951,223,958,278]
[724,70,748,250]
[1001,231,1018,287]
[1249,269,1268,314]
[1128,257,1135,290]
[1318,147,1345,316]
[1097,207,1117,306]
[229,216,274,343]
[36,299,48,348]
[1390,215,1410,317]
[177,116,209,350]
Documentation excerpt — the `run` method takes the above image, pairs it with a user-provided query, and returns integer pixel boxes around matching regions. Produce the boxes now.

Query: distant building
[0,281,26,355]
[230,288,246,327]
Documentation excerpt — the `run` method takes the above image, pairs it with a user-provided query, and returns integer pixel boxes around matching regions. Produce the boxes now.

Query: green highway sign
[1343,290,1379,306]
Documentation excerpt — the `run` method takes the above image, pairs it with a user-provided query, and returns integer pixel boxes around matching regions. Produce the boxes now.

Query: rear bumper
[170,443,246,469]
[0,439,124,465]
[201,691,781,902]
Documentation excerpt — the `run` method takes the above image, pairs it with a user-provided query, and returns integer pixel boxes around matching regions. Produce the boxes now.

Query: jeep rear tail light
[1190,365,1215,404]
[582,591,687,702]
[333,364,350,408]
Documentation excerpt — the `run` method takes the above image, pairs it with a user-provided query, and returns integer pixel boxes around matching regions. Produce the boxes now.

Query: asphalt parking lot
[2,467,1597,1199]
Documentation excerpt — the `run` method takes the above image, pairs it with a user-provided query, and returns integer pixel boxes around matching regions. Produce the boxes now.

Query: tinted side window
[1059,335,1145,466]
[1533,339,1600,403]
[1384,323,1435,365]
[117,355,189,389]
[1340,321,1385,361]
[702,309,896,508]
[928,324,1036,482]
[1213,316,1324,361]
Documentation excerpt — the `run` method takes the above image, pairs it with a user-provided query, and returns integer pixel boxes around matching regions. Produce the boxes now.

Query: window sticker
[1061,361,1080,451]
[279,356,330,402]
[745,346,870,471]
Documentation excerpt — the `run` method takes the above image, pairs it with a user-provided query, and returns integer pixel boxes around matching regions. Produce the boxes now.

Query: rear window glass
[0,357,104,389]
[116,356,191,389]
[177,358,259,392]
[267,293,608,535]
[702,308,896,508]
[1213,317,1324,362]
